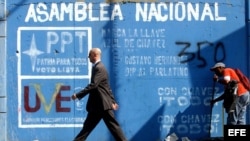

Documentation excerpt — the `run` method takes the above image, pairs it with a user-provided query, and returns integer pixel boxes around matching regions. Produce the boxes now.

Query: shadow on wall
[165,26,249,141]
[103,3,123,141]
[3,0,28,19]
[102,4,249,140]
[130,105,165,141]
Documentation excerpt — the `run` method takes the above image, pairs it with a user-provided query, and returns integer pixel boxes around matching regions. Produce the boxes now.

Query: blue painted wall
[0,0,7,141]
[2,0,250,140]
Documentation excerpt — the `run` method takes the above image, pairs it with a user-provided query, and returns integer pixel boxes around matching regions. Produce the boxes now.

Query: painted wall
[0,0,7,141]
[3,0,250,141]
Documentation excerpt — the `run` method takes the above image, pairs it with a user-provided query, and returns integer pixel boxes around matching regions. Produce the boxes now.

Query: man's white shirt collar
[93,60,101,66]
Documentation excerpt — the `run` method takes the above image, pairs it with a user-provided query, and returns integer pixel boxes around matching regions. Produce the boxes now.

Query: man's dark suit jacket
[75,62,116,113]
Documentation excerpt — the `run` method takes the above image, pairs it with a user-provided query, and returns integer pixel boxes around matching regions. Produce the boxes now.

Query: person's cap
[210,62,225,71]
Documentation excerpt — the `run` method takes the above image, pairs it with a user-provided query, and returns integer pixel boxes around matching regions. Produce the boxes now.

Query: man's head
[210,62,225,76]
[88,48,101,63]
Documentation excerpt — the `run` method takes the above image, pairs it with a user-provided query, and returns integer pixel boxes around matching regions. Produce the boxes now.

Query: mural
[4,0,250,140]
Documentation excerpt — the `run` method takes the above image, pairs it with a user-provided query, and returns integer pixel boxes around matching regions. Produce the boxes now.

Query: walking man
[72,48,127,141]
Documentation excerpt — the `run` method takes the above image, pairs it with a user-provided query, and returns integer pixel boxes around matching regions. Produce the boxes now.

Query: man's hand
[213,74,218,82]
[112,103,119,110]
[71,94,77,100]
